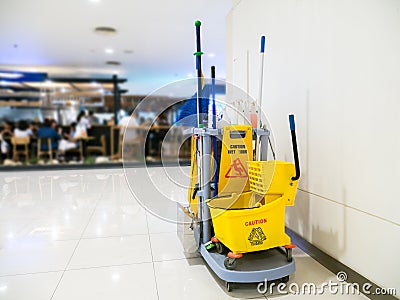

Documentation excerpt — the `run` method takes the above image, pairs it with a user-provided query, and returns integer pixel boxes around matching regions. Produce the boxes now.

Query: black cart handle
[289,115,300,181]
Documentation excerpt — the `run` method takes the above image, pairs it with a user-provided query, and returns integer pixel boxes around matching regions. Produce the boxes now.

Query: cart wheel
[281,275,289,283]
[226,281,233,292]
[215,242,226,254]
[286,248,293,262]
[224,257,238,270]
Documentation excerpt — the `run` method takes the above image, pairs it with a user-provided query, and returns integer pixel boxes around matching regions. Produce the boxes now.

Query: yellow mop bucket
[207,191,290,254]
[207,161,298,254]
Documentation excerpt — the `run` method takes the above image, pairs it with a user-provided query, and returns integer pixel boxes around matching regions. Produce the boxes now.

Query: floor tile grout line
[147,231,181,236]
[0,256,197,278]
[0,270,65,278]
[0,256,199,278]
[152,256,200,263]
[78,233,150,240]
[49,192,103,300]
[65,260,154,272]
[144,210,160,300]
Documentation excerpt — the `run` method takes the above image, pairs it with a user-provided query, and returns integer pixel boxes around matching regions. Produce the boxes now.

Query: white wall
[227,0,400,292]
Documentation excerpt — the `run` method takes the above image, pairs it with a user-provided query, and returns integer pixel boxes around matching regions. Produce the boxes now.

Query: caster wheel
[286,248,293,262]
[226,281,233,292]
[215,242,226,254]
[224,257,238,270]
[281,275,289,283]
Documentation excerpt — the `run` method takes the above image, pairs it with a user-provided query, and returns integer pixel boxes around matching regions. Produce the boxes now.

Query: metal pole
[112,74,120,125]
[194,20,203,128]
[211,66,219,196]
[202,135,212,243]
[255,36,266,160]
[194,20,204,245]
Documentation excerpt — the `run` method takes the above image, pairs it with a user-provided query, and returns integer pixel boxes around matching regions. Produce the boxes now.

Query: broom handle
[211,66,219,196]
[289,114,300,180]
[194,20,203,128]
[255,36,266,160]
[257,36,266,129]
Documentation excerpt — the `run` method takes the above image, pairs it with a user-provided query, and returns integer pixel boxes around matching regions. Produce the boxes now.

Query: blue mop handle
[289,114,295,131]
[257,35,266,128]
[260,35,266,53]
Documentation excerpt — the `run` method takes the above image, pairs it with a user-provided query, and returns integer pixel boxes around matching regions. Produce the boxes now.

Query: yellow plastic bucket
[207,191,291,254]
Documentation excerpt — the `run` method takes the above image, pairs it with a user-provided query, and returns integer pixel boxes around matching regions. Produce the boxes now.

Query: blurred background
[0,0,232,167]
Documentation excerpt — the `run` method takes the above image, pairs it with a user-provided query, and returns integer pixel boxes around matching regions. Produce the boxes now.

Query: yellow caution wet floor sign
[218,125,253,196]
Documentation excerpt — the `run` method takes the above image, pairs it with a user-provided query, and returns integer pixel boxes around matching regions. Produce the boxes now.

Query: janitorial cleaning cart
[185,20,301,292]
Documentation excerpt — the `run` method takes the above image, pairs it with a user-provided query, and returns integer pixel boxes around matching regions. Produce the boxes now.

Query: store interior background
[0,0,231,166]
[0,0,399,297]
[0,0,230,94]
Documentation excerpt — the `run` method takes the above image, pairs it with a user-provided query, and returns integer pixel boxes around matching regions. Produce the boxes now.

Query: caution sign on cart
[218,125,253,196]
[225,158,248,178]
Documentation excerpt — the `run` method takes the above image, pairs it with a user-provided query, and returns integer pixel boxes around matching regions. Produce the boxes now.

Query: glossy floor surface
[0,168,369,300]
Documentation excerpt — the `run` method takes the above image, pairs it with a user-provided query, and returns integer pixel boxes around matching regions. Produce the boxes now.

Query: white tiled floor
[0,168,370,300]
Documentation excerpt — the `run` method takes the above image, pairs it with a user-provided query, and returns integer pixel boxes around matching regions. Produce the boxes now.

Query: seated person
[58,122,79,156]
[88,111,100,125]
[29,121,38,137]
[0,121,14,160]
[37,119,61,152]
[14,120,33,138]
[76,111,90,137]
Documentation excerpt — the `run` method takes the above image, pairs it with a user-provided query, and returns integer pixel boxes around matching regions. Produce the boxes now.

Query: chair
[11,137,30,162]
[37,137,56,160]
[65,139,84,161]
[86,135,106,156]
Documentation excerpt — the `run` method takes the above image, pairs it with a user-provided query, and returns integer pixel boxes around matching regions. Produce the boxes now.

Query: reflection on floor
[0,168,369,300]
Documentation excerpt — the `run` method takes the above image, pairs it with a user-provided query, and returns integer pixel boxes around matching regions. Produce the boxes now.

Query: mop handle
[289,114,300,181]
[211,67,216,128]
[255,36,266,161]
[194,20,203,128]
[211,66,219,196]
[257,36,266,129]
[261,35,266,53]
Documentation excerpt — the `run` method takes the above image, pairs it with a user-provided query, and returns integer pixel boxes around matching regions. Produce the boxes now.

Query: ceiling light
[106,61,121,66]
[94,26,117,35]
[207,52,216,58]
[111,273,120,282]
[105,48,114,54]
